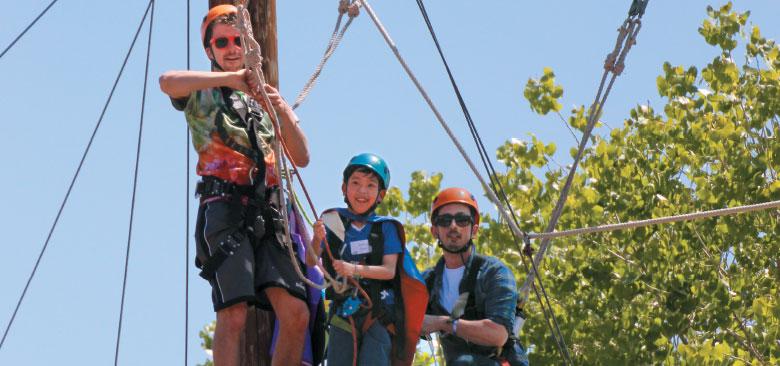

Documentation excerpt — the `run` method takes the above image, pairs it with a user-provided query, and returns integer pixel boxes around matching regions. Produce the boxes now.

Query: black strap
[197,230,246,280]
[459,254,486,320]
[425,254,486,319]
[424,258,445,314]
[195,176,253,197]
[216,87,267,185]
[366,222,385,318]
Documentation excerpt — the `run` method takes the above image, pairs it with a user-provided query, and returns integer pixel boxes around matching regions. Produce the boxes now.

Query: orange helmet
[201,4,238,47]
[431,187,480,225]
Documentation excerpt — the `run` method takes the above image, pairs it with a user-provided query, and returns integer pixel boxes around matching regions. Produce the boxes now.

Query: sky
[0,1,778,365]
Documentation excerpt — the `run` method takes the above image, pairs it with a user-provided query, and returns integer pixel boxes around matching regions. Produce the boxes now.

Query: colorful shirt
[173,87,277,186]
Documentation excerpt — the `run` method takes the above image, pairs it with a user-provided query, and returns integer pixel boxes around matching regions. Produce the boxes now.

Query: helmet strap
[438,239,473,254]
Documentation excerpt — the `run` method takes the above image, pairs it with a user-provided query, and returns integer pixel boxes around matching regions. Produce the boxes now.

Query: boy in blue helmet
[306,153,428,366]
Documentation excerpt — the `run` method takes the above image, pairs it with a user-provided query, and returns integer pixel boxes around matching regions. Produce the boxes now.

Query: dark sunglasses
[433,213,473,228]
[211,35,241,49]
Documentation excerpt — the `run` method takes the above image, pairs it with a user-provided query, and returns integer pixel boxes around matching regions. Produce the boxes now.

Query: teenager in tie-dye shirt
[159,5,311,366]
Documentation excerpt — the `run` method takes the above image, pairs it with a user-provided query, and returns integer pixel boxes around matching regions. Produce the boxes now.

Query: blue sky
[0,1,777,365]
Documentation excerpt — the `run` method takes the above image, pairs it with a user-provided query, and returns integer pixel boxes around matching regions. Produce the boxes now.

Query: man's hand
[227,69,254,95]
[422,315,451,335]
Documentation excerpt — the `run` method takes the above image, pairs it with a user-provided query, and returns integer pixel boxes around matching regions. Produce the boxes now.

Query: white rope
[359,0,526,242]
[291,0,361,110]
[527,199,780,240]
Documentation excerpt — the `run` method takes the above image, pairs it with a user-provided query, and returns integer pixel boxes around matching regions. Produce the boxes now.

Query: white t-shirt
[439,266,465,313]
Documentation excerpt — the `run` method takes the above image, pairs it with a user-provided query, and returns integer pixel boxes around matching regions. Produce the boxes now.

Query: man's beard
[442,230,467,250]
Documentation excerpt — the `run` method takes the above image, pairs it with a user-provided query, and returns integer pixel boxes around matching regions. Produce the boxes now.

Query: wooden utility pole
[207,1,278,365]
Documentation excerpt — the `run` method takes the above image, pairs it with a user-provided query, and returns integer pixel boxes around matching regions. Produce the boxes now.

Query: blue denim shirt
[423,250,520,363]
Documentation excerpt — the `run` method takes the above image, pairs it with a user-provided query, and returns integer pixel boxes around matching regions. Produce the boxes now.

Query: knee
[277,299,309,332]
[217,303,248,334]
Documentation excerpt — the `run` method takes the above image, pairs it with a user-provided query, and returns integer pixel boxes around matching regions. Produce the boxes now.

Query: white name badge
[349,239,371,255]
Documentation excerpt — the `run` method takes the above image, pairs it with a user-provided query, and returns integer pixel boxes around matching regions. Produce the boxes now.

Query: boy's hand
[312,220,326,243]
[333,260,357,277]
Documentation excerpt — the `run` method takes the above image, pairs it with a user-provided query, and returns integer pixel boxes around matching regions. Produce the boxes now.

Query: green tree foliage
[382,3,778,365]
[197,321,215,366]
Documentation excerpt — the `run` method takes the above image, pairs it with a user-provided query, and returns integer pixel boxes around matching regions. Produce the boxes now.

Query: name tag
[349,239,371,255]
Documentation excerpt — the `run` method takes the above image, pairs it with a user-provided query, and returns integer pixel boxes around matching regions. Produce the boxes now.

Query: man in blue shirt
[421,187,528,366]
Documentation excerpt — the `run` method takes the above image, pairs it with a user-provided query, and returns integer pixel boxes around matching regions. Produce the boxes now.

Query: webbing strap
[198,230,247,280]
[459,254,485,320]
[215,88,266,170]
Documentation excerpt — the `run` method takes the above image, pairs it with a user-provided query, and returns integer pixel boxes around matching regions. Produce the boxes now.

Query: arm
[421,315,507,347]
[333,254,397,280]
[159,70,251,99]
[253,84,310,167]
[306,220,325,266]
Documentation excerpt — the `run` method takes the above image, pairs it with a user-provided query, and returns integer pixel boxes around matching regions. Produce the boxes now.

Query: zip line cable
[519,0,648,305]
[527,199,780,240]
[0,0,59,60]
[0,0,154,351]
[412,0,571,362]
[115,1,154,364]
[184,0,191,364]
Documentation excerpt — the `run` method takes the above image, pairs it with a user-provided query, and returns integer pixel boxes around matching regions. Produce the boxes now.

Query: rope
[359,0,527,243]
[114,2,154,365]
[411,1,571,362]
[234,1,349,293]
[527,200,780,240]
[519,4,647,304]
[184,0,191,364]
[0,0,154,351]
[291,0,361,110]
[0,0,59,60]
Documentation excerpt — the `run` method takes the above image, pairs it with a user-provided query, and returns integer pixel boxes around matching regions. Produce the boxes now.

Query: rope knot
[604,52,618,72]
[338,0,349,14]
[347,3,361,18]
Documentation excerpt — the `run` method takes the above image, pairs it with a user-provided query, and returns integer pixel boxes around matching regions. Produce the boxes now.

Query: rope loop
[338,0,349,14]
[347,3,361,18]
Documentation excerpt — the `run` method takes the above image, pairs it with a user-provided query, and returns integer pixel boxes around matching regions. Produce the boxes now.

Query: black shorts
[195,196,308,311]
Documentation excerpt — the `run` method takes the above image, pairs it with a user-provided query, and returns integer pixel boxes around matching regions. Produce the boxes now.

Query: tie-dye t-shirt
[173,87,278,186]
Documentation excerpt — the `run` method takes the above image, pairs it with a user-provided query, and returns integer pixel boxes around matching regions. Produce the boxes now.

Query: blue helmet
[343,153,390,189]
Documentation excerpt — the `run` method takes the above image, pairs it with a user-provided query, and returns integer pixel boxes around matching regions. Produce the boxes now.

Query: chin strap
[209,57,225,72]
[438,239,473,254]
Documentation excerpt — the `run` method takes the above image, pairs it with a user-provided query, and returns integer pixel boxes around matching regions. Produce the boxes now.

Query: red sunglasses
[211,35,241,49]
